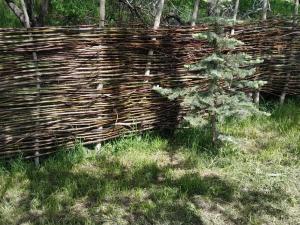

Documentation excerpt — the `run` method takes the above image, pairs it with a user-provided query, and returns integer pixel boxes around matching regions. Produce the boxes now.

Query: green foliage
[154,23,268,144]
[239,0,296,19]
[0,0,298,27]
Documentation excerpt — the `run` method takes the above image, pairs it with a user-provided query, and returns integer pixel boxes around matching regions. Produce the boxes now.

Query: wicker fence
[0,20,299,158]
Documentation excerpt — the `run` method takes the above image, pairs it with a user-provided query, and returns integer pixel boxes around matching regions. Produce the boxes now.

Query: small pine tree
[154,23,268,146]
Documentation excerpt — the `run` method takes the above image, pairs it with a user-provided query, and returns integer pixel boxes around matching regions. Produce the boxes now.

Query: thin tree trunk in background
[191,0,200,27]
[4,0,27,26]
[145,0,165,76]
[280,73,290,105]
[21,0,40,166]
[25,0,35,25]
[280,0,298,105]
[20,0,30,28]
[38,0,49,26]
[99,0,106,27]
[211,113,217,147]
[262,0,268,21]
[231,0,239,35]
[255,0,268,105]
[153,0,165,29]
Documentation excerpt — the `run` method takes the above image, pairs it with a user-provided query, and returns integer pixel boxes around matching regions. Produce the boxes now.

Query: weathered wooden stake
[21,0,40,166]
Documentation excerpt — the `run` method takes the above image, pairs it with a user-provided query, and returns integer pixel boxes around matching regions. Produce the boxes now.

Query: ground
[0,100,299,225]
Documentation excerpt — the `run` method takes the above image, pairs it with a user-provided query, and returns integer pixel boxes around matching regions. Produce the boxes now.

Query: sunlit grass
[0,100,299,225]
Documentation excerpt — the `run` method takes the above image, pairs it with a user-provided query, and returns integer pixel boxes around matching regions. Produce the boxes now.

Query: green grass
[0,100,299,225]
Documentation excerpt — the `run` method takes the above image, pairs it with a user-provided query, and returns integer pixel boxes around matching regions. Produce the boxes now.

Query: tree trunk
[191,0,200,27]
[211,113,217,147]
[4,0,27,26]
[38,0,49,26]
[21,0,41,166]
[254,91,260,105]
[153,0,165,29]
[145,0,165,76]
[262,0,268,21]
[231,0,239,35]
[99,0,106,28]
[280,73,290,105]
[25,0,35,26]
[295,0,299,16]
[5,0,49,27]
[255,0,269,105]
[207,0,219,16]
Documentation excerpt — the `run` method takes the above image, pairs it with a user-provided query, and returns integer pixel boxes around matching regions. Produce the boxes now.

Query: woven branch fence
[0,20,299,158]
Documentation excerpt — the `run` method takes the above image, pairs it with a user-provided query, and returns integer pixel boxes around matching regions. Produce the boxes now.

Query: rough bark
[99,0,106,28]
[191,0,200,27]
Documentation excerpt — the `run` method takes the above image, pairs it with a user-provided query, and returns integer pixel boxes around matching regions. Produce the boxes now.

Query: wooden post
[96,0,105,151]
[21,0,40,166]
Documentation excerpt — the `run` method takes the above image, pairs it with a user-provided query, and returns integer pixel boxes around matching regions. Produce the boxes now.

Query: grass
[0,100,299,225]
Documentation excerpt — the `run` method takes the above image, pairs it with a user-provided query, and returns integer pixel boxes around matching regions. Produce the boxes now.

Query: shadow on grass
[6,151,233,224]
[0,144,292,225]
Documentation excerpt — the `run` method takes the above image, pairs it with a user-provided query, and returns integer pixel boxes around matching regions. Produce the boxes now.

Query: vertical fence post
[21,0,40,166]
[95,0,105,152]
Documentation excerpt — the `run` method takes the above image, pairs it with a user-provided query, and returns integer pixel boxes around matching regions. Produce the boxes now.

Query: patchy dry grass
[0,100,299,225]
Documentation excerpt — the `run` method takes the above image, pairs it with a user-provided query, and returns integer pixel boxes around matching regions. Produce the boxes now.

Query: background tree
[154,21,268,146]
[145,0,165,77]
[262,0,268,20]
[191,0,200,27]
[1,0,298,27]
[99,0,105,27]
[4,0,50,27]
[231,0,239,35]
